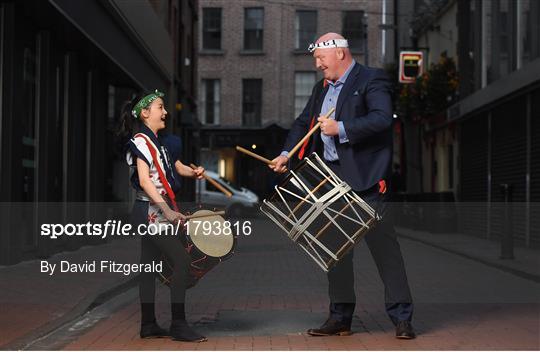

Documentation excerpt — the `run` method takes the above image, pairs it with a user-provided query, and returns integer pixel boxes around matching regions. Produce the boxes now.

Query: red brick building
[197,0,385,196]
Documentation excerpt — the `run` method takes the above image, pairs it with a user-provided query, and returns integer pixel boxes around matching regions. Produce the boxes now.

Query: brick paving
[396,226,540,281]
[0,239,139,349]
[2,217,539,350]
[60,218,539,350]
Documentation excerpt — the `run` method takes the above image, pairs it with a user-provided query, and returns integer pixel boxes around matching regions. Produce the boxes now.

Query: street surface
[18,217,540,350]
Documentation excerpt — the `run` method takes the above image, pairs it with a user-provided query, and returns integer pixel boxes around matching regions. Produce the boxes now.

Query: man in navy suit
[271,33,415,339]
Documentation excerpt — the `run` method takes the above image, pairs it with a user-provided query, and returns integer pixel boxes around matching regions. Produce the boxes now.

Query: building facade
[197,0,385,197]
[0,0,198,264]
[406,0,540,247]
[414,0,459,194]
[453,0,540,247]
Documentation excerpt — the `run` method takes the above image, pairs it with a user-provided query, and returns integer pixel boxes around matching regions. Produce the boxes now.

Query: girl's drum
[159,210,235,288]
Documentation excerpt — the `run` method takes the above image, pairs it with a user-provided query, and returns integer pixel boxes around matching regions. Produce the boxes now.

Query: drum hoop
[310,153,343,185]
[187,210,236,258]
[298,241,330,272]
[304,157,342,188]
[260,200,292,233]
[290,169,321,202]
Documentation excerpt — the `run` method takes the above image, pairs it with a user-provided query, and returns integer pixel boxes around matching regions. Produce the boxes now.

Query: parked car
[196,171,259,217]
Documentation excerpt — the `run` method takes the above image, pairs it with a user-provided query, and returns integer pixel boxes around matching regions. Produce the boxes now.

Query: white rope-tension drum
[261,153,379,272]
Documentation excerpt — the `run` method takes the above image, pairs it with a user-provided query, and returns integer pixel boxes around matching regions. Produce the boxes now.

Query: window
[244,8,264,51]
[242,79,262,126]
[497,0,512,76]
[294,72,316,117]
[295,11,317,50]
[202,8,221,50]
[342,11,365,51]
[200,79,220,124]
[519,0,540,66]
[21,46,37,205]
[486,0,516,83]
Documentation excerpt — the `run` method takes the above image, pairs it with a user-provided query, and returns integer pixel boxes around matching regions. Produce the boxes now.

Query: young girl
[119,90,206,342]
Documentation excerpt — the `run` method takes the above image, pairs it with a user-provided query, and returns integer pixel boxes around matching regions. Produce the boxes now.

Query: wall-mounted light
[218,159,226,178]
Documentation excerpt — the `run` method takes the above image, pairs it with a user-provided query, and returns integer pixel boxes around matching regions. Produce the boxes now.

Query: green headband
[131,90,165,119]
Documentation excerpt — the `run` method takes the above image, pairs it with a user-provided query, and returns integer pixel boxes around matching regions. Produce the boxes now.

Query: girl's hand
[164,209,186,224]
[193,166,205,179]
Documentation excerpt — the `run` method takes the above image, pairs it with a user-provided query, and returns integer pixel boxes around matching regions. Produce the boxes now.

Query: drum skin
[187,210,234,258]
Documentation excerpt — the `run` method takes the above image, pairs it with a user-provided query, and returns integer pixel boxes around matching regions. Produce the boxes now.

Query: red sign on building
[399,51,423,83]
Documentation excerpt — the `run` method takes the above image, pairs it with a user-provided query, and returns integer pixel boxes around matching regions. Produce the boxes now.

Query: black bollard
[499,183,514,260]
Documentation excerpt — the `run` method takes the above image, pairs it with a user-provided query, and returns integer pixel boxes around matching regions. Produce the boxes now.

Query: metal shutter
[530,89,540,244]
[490,96,527,242]
[459,113,488,237]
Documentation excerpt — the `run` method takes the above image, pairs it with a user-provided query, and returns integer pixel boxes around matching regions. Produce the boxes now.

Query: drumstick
[235,146,274,165]
[236,146,289,172]
[190,163,233,198]
[185,211,226,220]
[287,107,335,159]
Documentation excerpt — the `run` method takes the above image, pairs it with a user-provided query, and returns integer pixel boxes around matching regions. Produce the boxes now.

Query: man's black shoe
[307,318,352,336]
[170,320,207,342]
[140,321,169,339]
[395,321,416,339]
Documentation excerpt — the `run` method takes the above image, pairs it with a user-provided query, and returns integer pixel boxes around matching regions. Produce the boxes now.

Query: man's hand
[192,166,205,179]
[269,155,289,174]
[318,116,339,136]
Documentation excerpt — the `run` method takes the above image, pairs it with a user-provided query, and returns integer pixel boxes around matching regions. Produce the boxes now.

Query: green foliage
[397,53,458,123]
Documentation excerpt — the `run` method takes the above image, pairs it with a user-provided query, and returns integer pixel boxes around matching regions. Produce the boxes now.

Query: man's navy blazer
[283,62,394,192]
